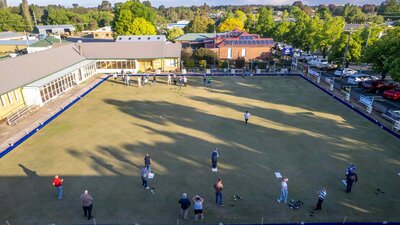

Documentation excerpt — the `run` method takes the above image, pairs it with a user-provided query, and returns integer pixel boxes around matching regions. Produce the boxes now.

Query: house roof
[116,35,166,42]
[0,40,38,46]
[0,42,182,95]
[80,42,181,59]
[0,44,85,95]
[0,31,25,40]
[30,37,70,47]
[36,24,76,30]
[175,33,224,42]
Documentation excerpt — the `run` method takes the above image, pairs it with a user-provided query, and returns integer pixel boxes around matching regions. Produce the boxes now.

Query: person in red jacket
[52,175,63,200]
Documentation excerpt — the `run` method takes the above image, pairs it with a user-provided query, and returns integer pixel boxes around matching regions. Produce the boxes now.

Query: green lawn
[0,76,399,225]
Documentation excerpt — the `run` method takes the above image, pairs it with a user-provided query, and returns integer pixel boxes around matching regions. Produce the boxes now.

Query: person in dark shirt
[346,172,358,193]
[178,193,191,219]
[144,153,151,170]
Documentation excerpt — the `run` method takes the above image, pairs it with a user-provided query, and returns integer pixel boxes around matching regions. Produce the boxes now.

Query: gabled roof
[0,31,25,40]
[0,43,85,95]
[175,33,224,42]
[30,37,69,47]
[36,24,76,30]
[0,42,182,95]
[81,42,181,59]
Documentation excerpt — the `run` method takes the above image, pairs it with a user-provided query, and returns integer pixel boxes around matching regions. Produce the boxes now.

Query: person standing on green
[207,77,212,86]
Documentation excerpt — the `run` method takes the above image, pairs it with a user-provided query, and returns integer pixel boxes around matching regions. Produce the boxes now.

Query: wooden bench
[6,105,36,125]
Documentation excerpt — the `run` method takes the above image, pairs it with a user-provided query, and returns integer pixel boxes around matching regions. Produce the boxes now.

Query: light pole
[340,31,351,78]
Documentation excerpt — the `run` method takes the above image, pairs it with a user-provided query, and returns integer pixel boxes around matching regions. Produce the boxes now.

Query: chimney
[77,40,83,55]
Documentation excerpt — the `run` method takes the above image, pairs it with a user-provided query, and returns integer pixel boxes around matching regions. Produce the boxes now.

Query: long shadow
[18,164,39,177]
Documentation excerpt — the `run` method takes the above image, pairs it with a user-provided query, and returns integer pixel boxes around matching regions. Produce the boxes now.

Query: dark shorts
[194,209,203,214]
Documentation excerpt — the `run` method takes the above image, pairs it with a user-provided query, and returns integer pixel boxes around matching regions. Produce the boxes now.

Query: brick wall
[218,46,272,60]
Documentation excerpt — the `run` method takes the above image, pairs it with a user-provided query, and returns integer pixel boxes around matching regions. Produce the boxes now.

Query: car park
[383,87,400,100]
[362,80,398,94]
[334,68,357,77]
[347,74,378,86]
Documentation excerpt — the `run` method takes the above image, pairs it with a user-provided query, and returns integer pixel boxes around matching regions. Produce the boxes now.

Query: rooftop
[36,24,76,30]
[0,31,25,40]
[30,37,70,48]
[175,33,224,42]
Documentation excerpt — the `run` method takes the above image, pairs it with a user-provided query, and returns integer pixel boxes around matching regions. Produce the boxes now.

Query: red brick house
[204,29,274,60]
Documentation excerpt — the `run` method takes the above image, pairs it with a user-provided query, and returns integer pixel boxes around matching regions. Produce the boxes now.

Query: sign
[308,68,320,78]
[282,47,293,56]
[359,95,373,107]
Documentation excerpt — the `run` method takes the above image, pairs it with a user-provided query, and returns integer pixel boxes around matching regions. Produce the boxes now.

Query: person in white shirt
[137,76,142,88]
[125,75,130,86]
[314,188,327,210]
[276,178,288,204]
[244,111,251,125]
[113,73,118,80]
[167,74,172,85]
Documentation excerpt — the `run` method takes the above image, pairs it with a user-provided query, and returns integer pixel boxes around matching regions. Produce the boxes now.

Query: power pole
[341,31,351,78]
[32,11,38,27]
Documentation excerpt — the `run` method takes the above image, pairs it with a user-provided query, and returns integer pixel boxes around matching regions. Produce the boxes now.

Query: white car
[334,68,357,77]
[347,74,378,85]
[309,59,329,69]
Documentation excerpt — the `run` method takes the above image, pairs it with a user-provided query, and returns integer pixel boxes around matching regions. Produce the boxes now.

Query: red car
[362,80,398,94]
[384,88,400,100]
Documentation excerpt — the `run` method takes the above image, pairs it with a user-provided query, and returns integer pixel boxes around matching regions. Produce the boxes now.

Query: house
[92,26,113,39]
[27,37,69,54]
[34,25,76,36]
[167,20,190,30]
[0,32,26,41]
[205,29,274,60]
[175,33,224,49]
[0,41,181,122]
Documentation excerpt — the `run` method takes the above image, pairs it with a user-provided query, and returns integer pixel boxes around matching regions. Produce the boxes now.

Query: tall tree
[234,10,247,23]
[167,27,184,41]
[315,15,345,58]
[218,17,244,32]
[98,0,112,11]
[0,9,25,31]
[273,20,293,42]
[364,27,400,81]
[329,31,362,67]
[112,0,156,35]
[128,17,156,35]
[20,0,33,31]
[256,7,274,37]
[184,15,215,33]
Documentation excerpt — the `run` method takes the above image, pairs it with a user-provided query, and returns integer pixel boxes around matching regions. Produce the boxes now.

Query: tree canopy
[218,17,244,32]
[365,27,400,81]
[184,15,215,33]
[167,27,184,41]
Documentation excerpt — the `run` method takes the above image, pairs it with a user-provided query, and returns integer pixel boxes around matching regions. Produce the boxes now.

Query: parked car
[362,80,398,94]
[334,68,357,77]
[310,59,329,69]
[299,54,313,62]
[383,87,400,100]
[347,74,378,86]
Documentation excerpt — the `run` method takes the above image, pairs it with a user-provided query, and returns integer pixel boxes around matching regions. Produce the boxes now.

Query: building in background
[167,20,190,30]
[27,37,69,54]
[0,32,26,41]
[175,33,224,49]
[0,40,38,54]
[34,25,76,36]
[0,41,181,122]
[205,29,274,60]
[92,26,113,39]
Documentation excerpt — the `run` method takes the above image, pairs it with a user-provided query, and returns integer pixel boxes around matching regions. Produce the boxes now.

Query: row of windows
[227,48,247,59]
[96,60,137,70]
[83,62,96,79]
[1,90,21,108]
[39,73,76,103]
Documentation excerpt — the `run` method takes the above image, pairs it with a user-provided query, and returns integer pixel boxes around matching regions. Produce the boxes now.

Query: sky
[7,0,384,7]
